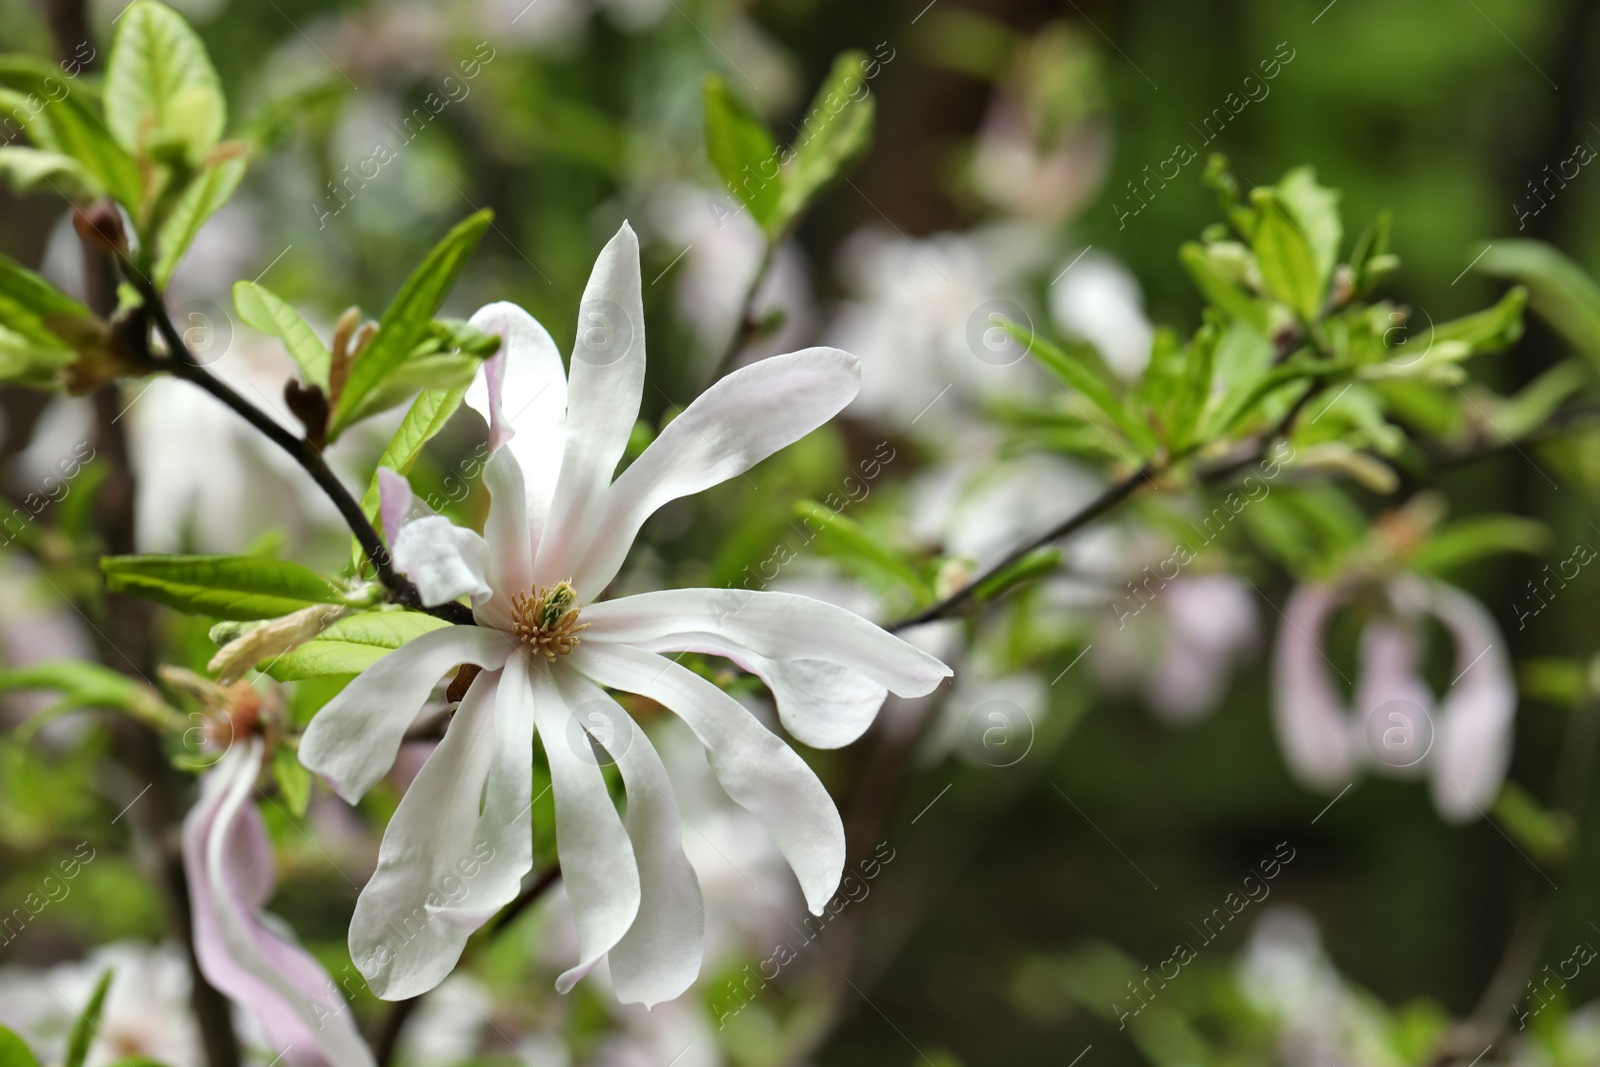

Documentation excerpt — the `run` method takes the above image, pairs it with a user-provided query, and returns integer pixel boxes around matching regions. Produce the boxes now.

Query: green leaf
[1251,189,1324,320]
[1348,209,1392,291]
[0,251,98,356]
[0,61,141,208]
[1476,240,1600,373]
[271,744,312,817]
[154,154,246,287]
[264,611,450,681]
[0,661,170,740]
[358,383,470,529]
[1275,166,1341,282]
[63,968,113,1067]
[774,51,875,233]
[794,501,932,601]
[102,554,346,620]
[233,281,330,388]
[329,211,491,437]
[1410,515,1548,575]
[106,0,226,165]
[703,74,781,230]
[1010,324,1156,453]
[970,548,1062,603]
[1424,286,1526,356]
[1493,782,1573,865]
[0,1026,40,1067]
[0,146,94,198]
[1178,242,1270,333]
[1494,360,1588,440]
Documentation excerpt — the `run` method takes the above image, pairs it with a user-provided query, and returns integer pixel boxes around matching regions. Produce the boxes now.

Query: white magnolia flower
[1049,252,1153,381]
[300,223,951,1007]
[1272,574,1514,822]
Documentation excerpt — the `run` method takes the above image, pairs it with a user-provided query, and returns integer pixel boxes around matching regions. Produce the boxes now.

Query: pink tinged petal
[573,347,863,595]
[1271,584,1355,792]
[531,660,641,994]
[377,467,413,546]
[1426,581,1515,823]
[583,589,950,696]
[391,516,492,608]
[536,223,646,587]
[555,670,704,1007]
[475,446,534,632]
[1353,619,1434,781]
[184,740,376,1067]
[350,665,534,998]
[465,302,567,541]
[483,339,510,452]
[298,625,514,803]
[570,642,844,915]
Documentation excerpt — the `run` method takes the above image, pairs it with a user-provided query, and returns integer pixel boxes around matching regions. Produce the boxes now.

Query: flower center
[511,581,589,660]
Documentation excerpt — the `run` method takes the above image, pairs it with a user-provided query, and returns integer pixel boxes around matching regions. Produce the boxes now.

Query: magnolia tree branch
[705,230,783,388]
[121,270,474,627]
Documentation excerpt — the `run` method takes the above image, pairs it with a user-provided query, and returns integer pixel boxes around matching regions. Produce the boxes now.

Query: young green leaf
[0,61,142,208]
[795,501,933,601]
[1424,286,1526,356]
[102,554,347,620]
[357,383,470,530]
[1275,166,1341,282]
[0,1026,40,1067]
[154,154,246,287]
[63,968,114,1067]
[703,74,782,230]
[328,211,491,437]
[0,661,175,739]
[0,146,95,199]
[106,0,226,165]
[1010,323,1156,453]
[232,281,331,388]
[1409,515,1548,575]
[970,548,1062,604]
[271,744,312,817]
[264,611,451,680]
[1251,189,1324,320]
[774,51,875,232]
[1476,240,1600,372]
[1179,242,1271,333]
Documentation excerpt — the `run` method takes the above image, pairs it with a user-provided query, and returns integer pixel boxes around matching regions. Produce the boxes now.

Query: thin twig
[122,270,474,627]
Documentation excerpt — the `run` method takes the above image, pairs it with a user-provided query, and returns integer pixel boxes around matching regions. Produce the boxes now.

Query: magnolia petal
[1426,581,1515,823]
[465,301,567,541]
[349,671,509,999]
[1353,619,1434,780]
[622,631,887,749]
[556,670,704,1007]
[532,661,641,993]
[186,739,375,1067]
[583,588,951,704]
[299,625,514,802]
[570,642,844,915]
[377,467,415,546]
[391,515,492,609]
[537,223,646,589]
[1271,584,1355,792]
[476,447,534,631]
[573,347,862,594]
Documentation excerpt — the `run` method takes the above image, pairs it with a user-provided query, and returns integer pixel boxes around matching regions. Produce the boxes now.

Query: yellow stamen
[511,580,589,660]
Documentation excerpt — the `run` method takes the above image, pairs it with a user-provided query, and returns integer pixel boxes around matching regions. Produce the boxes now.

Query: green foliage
[101,554,348,620]
[105,1,225,167]
[703,51,876,240]
[1477,240,1600,372]
[152,154,245,286]
[355,382,471,559]
[0,251,105,385]
[232,280,332,388]
[0,661,175,738]
[263,611,450,681]
[327,211,493,437]
[63,968,113,1067]
[0,58,141,207]
[271,743,312,817]
[0,1026,40,1067]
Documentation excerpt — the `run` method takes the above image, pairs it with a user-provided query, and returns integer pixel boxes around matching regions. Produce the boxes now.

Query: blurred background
[0,0,1596,1065]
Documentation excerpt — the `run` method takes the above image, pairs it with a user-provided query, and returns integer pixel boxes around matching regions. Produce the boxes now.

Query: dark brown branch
[120,269,474,627]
